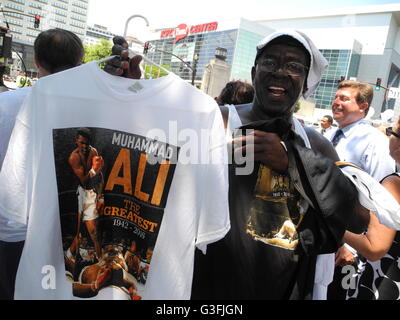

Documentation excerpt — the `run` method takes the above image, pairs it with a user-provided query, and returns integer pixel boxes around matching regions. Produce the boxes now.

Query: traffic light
[143,42,149,54]
[34,15,40,29]
[0,30,12,59]
[375,77,382,91]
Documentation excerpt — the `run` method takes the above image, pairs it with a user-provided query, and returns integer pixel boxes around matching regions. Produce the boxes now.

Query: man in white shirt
[0,28,84,300]
[320,115,334,137]
[326,80,395,299]
[327,81,394,181]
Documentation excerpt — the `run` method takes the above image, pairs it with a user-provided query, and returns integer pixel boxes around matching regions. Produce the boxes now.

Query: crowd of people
[1,26,400,301]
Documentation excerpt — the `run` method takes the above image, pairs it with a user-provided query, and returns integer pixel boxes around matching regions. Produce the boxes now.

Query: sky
[87,0,400,42]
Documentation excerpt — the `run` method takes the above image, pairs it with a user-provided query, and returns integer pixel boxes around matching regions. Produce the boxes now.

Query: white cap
[256,29,328,99]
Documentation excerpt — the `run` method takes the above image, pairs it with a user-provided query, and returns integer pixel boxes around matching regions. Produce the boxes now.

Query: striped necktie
[331,129,344,147]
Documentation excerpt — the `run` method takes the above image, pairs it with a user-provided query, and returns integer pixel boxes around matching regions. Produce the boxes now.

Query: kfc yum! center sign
[160,22,218,43]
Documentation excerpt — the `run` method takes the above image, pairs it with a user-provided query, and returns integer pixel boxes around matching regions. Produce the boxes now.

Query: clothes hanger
[97,48,172,76]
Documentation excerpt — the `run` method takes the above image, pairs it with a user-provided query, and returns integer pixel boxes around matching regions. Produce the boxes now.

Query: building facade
[84,24,116,46]
[1,0,89,74]
[143,18,273,86]
[143,5,400,121]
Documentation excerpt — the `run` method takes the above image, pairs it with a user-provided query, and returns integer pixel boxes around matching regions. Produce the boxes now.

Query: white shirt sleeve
[195,107,230,254]
[0,93,35,227]
[363,132,395,182]
[340,165,400,230]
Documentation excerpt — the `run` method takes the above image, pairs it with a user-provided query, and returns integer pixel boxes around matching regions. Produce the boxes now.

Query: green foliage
[294,101,301,113]
[143,64,170,79]
[83,38,112,66]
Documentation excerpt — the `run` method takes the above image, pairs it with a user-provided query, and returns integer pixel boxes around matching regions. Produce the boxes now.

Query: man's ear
[359,102,368,113]
[302,79,308,95]
[34,56,40,69]
[251,66,256,84]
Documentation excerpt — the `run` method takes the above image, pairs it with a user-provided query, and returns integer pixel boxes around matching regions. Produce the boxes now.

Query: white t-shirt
[0,61,230,300]
[0,86,31,242]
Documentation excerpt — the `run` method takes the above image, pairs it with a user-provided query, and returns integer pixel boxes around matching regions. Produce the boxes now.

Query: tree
[83,38,112,65]
[143,64,170,79]
[294,101,301,113]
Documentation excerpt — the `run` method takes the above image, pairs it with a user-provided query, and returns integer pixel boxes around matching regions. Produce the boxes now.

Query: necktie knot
[332,129,344,147]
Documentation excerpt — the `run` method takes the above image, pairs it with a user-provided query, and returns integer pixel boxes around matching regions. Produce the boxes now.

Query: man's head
[216,80,255,106]
[320,115,333,129]
[34,29,84,77]
[76,128,91,155]
[129,240,137,252]
[332,80,373,129]
[251,30,327,119]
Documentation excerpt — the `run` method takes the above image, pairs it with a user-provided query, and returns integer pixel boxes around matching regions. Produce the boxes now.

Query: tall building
[141,5,400,121]
[1,0,89,74]
[85,24,116,46]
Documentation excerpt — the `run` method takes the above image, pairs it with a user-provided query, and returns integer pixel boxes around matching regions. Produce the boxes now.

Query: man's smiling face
[331,87,366,128]
[252,38,309,118]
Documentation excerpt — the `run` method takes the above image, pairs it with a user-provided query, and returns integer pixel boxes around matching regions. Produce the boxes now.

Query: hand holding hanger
[103,36,142,79]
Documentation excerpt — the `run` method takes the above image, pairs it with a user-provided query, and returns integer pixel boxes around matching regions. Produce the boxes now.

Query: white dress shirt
[320,125,334,137]
[326,119,395,182]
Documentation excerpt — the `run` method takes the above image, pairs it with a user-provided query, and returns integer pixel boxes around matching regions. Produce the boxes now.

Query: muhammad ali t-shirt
[0,62,230,300]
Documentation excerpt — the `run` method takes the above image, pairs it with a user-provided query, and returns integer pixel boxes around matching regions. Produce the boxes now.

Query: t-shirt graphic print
[53,127,179,300]
[246,164,303,250]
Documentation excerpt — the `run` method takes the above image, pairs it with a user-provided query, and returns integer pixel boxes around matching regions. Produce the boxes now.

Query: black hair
[323,115,333,124]
[34,29,84,74]
[76,127,91,141]
[217,80,255,105]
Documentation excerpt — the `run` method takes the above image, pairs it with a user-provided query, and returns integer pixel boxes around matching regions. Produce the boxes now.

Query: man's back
[0,87,31,170]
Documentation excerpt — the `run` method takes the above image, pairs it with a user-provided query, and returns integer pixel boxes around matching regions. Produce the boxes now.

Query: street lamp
[191,54,199,86]
[123,15,149,38]
[215,47,227,61]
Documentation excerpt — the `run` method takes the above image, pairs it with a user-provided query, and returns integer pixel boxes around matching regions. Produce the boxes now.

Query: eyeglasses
[257,58,309,76]
[386,127,400,139]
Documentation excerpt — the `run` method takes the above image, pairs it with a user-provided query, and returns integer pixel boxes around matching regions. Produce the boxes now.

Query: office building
[143,18,273,86]
[85,24,116,46]
[1,0,89,74]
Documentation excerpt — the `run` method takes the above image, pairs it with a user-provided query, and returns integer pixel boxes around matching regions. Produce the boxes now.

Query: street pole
[123,15,149,38]
[141,43,199,85]
[151,47,193,72]
[191,54,199,86]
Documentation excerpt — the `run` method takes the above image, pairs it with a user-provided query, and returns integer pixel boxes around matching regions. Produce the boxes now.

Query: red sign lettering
[160,29,174,38]
[174,24,189,44]
[159,21,219,43]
